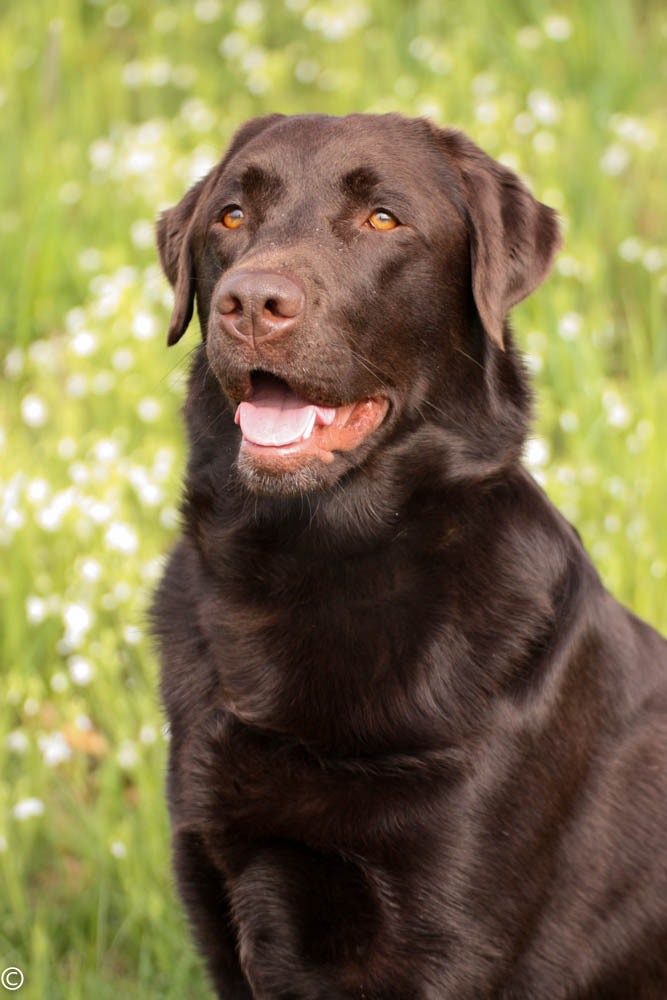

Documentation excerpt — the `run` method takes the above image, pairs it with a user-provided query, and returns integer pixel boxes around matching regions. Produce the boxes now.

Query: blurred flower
[112,348,134,371]
[105,4,130,28]
[29,339,59,369]
[154,9,178,32]
[130,220,154,249]
[513,112,535,135]
[114,581,132,602]
[527,90,560,125]
[24,698,39,716]
[558,312,582,340]
[27,479,50,504]
[59,182,81,204]
[13,798,44,820]
[600,144,629,175]
[26,595,47,624]
[195,0,221,21]
[472,73,496,97]
[4,347,24,377]
[317,70,339,92]
[105,522,138,554]
[124,625,142,644]
[132,311,156,340]
[92,372,115,394]
[609,115,656,150]
[117,740,138,769]
[475,102,497,125]
[516,26,542,49]
[6,730,29,753]
[220,32,247,58]
[93,439,120,463]
[172,64,198,88]
[68,655,95,686]
[38,488,78,531]
[66,374,88,398]
[146,59,171,86]
[79,558,102,582]
[140,724,157,744]
[122,61,143,88]
[559,411,579,432]
[543,14,572,40]
[295,59,319,83]
[58,437,77,459]
[160,506,180,530]
[602,391,631,428]
[38,732,72,766]
[642,247,664,272]
[524,437,551,469]
[110,840,127,858]
[180,99,215,133]
[50,672,68,692]
[21,394,49,427]
[78,248,102,271]
[63,603,93,643]
[533,131,555,153]
[137,398,161,423]
[408,36,433,60]
[70,330,98,356]
[86,500,113,523]
[236,0,263,26]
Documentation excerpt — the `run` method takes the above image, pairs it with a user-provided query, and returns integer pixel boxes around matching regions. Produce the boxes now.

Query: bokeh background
[1,1,665,997]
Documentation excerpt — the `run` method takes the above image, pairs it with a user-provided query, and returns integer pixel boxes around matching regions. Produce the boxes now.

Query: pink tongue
[235,379,336,447]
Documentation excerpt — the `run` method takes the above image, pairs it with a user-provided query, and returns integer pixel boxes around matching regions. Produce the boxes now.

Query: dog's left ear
[437,127,562,350]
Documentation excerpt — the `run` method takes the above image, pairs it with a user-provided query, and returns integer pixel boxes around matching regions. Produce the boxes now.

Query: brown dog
[151,113,667,999]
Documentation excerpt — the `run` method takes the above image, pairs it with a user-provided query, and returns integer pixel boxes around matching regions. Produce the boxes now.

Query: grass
[1,0,665,996]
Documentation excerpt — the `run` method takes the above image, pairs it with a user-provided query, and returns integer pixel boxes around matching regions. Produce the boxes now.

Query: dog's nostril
[220,296,242,316]
[264,298,279,317]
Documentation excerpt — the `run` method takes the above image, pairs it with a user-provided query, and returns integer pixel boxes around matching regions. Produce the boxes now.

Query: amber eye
[368,209,399,231]
[221,206,245,229]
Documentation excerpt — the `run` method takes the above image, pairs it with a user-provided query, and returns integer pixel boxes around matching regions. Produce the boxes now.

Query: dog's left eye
[368,209,400,231]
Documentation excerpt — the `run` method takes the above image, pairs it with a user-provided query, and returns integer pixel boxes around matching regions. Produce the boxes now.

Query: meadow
[1,1,665,996]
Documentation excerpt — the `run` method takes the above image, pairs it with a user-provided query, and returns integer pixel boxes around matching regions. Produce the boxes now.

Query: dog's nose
[215,271,305,344]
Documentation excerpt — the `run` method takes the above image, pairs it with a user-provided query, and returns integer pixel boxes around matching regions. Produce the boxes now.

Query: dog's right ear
[157,173,210,346]
[156,113,286,346]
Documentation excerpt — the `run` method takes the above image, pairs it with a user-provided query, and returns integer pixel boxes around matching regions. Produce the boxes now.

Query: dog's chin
[236,450,336,497]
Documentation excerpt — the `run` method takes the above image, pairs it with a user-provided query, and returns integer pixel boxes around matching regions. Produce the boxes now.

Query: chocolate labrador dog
[151,113,667,999]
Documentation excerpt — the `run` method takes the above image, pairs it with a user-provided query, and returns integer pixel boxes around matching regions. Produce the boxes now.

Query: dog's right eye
[221,206,245,229]
[368,209,399,231]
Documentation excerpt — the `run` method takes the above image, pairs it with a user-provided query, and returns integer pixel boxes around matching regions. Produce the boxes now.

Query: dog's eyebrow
[340,166,382,200]
[239,164,284,201]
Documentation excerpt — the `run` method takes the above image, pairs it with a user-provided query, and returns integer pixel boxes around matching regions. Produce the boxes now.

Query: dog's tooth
[301,411,317,440]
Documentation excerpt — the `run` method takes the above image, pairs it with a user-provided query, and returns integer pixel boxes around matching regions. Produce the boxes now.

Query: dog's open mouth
[235,371,388,466]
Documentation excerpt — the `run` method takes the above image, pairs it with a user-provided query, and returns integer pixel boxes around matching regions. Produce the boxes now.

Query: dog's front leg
[225,840,377,1000]
[172,828,253,999]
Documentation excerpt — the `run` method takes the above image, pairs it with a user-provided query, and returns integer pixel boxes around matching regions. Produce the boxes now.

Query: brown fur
[151,113,667,999]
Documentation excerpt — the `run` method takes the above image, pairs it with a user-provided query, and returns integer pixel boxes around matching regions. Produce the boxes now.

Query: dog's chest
[197,533,449,738]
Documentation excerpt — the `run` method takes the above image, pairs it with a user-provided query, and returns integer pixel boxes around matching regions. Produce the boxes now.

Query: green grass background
[1,1,665,996]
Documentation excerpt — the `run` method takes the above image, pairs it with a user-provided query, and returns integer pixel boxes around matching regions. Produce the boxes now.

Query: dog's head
[157,113,560,497]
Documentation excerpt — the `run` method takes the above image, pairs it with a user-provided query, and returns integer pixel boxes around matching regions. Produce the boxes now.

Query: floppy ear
[157,173,210,346]
[439,128,562,350]
[156,113,286,346]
